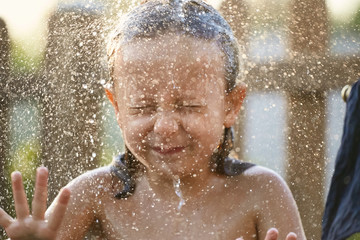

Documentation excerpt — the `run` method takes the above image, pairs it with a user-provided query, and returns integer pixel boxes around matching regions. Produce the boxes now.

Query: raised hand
[0,167,70,240]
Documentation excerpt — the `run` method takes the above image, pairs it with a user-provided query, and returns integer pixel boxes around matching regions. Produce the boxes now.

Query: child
[0,0,305,239]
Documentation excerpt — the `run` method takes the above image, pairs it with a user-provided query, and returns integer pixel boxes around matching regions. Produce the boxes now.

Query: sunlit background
[1,0,360,59]
[0,1,359,238]
[1,0,359,172]
[0,0,359,181]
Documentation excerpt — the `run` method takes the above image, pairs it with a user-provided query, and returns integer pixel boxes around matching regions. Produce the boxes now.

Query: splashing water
[159,162,186,211]
[173,178,186,211]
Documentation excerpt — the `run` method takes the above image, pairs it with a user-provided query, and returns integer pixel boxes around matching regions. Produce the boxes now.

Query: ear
[224,83,246,128]
[105,86,118,111]
[105,85,125,129]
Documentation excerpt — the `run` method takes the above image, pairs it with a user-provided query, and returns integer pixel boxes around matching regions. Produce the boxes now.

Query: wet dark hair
[107,0,242,92]
[108,0,243,198]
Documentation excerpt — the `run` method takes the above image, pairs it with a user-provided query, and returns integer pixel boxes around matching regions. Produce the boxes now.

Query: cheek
[182,112,224,150]
[121,116,154,147]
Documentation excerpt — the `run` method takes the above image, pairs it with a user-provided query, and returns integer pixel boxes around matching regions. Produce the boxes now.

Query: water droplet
[173,178,185,211]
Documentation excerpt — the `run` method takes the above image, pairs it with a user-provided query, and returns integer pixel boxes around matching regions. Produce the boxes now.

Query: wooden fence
[222,0,359,239]
[0,0,359,239]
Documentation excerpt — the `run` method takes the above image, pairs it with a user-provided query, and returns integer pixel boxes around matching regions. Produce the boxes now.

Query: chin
[136,151,211,179]
[154,162,206,180]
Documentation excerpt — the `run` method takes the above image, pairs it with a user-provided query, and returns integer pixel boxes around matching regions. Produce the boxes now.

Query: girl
[0,0,305,239]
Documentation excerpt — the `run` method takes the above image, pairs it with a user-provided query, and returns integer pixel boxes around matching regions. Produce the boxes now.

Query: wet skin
[0,35,305,240]
[111,34,239,180]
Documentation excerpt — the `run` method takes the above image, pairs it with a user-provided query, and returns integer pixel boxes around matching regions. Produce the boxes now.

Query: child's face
[109,35,244,179]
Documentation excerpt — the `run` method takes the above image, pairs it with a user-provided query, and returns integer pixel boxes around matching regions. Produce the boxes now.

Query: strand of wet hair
[110,148,139,198]
[111,127,235,199]
[210,127,234,174]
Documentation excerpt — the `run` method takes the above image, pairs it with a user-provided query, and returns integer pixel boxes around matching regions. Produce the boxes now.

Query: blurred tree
[350,8,360,32]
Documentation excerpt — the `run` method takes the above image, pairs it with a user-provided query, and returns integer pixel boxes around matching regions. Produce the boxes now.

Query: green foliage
[5,139,42,217]
[347,233,360,240]
[10,40,42,75]
[350,9,360,32]
[98,147,116,167]
[9,139,41,179]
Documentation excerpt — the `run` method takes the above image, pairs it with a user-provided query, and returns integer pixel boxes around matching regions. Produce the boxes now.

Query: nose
[154,113,179,136]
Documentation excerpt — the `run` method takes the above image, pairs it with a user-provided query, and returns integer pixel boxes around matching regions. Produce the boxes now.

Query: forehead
[113,35,226,96]
[114,35,224,74]
[122,34,222,60]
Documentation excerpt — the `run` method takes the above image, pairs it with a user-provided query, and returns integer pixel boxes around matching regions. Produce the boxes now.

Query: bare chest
[96,193,258,240]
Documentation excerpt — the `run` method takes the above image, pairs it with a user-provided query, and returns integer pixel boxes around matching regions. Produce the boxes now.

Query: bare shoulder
[236,165,295,207]
[48,166,116,211]
[224,164,289,194]
[219,164,294,216]
[46,166,121,239]
[232,165,305,239]
[242,165,290,193]
[66,166,113,190]
[64,165,124,201]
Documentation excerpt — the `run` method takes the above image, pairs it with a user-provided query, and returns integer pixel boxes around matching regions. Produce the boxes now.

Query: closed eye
[130,106,154,109]
[183,105,202,108]
[128,106,156,115]
[177,104,204,113]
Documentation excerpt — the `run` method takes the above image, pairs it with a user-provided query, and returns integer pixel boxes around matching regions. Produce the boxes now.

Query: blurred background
[0,0,359,239]
[1,0,359,75]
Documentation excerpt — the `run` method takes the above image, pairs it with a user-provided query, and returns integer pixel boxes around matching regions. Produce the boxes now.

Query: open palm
[0,167,70,240]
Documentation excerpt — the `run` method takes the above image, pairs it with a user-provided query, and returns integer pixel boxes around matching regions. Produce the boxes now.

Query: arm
[252,167,306,240]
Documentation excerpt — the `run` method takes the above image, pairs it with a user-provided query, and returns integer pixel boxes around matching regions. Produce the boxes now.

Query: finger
[286,232,297,240]
[264,228,279,240]
[48,188,71,231]
[11,171,30,219]
[32,167,49,220]
[0,208,13,228]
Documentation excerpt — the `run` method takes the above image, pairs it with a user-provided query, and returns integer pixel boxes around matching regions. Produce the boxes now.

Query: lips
[151,146,185,155]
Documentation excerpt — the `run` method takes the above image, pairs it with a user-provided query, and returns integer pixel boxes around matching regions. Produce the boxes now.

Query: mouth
[151,146,186,155]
